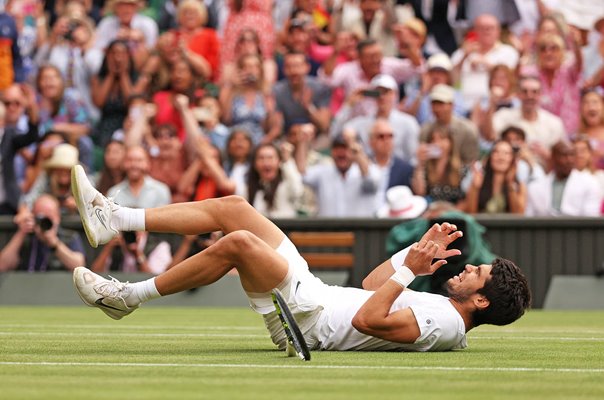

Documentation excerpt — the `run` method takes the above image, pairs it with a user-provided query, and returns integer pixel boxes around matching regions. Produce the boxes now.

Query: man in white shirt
[526,141,602,216]
[302,133,382,217]
[492,76,566,167]
[70,165,532,353]
[451,13,519,109]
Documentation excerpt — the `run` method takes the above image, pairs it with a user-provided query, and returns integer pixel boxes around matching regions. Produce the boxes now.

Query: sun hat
[376,186,428,219]
[43,143,79,170]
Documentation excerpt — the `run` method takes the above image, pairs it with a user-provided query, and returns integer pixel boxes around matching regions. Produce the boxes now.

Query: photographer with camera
[0,194,85,272]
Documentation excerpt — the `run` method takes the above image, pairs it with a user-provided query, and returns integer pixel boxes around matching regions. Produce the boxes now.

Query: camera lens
[35,215,53,232]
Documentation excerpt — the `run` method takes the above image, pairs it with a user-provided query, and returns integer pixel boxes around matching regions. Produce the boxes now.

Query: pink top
[522,62,581,135]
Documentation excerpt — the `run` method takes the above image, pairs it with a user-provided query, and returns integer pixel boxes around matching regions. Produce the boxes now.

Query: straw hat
[43,143,79,170]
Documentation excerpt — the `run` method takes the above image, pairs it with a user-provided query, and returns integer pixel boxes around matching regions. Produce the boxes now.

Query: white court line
[0,324,263,331]
[0,361,603,374]
[2,331,603,341]
[0,332,266,338]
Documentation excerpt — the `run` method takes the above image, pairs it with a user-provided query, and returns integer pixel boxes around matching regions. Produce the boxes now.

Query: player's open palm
[420,223,463,260]
[404,240,447,276]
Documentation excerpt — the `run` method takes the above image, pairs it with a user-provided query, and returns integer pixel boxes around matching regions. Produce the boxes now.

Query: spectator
[0,85,39,215]
[412,125,467,207]
[521,32,583,134]
[393,17,427,62]
[572,135,604,196]
[340,74,419,164]
[323,30,359,113]
[320,38,422,119]
[108,145,171,209]
[471,64,519,148]
[91,230,174,274]
[0,194,85,272]
[500,126,545,186]
[148,123,190,203]
[152,57,203,142]
[525,140,602,216]
[420,84,479,165]
[244,142,304,218]
[463,140,527,214]
[452,14,520,110]
[303,131,381,217]
[402,52,468,126]
[577,88,604,169]
[170,0,220,81]
[492,75,566,167]
[91,40,147,150]
[20,132,65,194]
[400,0,462,56]
[277,16,324,78]
[0,11,24,90]
[36,14,102,121]
[93,139,126,195]
[367,119,414,212]
[223,128,253,194]
[36,64,93,170]
[219,54,281,145]
[21,143,79,215]
[221,0,275,69]
[334,0,398,56]
[221,28,277,90]
[274,51,332,135]
[94,0,158,70]
[192,95,230,153]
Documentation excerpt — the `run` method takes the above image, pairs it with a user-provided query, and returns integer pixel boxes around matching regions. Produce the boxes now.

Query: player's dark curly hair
[472,258,531,327]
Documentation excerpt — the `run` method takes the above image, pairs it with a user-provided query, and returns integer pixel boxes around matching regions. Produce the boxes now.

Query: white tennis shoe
[71,164,119,248]
[73,267,139,320]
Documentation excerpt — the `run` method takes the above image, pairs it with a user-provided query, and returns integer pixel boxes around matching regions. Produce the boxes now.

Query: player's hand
[404,240,447,276]
[419,223,463,260]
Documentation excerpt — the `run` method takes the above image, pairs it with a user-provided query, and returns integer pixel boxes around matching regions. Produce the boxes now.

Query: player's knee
[221,230,262,255]
[218,195,249,211]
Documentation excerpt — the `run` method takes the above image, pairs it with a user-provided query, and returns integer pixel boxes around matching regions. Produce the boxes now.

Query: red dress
[182,28,221,82]
[221,0,274,64]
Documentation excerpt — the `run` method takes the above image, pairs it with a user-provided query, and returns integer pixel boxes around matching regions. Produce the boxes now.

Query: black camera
[35,215,54,232]
[64,21,80,42]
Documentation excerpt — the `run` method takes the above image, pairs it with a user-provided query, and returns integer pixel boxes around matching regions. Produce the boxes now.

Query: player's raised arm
[352,240,447,343]
[362,223,463,290]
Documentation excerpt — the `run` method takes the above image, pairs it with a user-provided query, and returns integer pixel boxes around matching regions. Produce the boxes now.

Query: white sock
[113,207,146,232]
[127,278,161,307]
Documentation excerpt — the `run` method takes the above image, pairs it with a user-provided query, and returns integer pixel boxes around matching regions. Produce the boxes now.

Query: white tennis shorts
[245,237,329,350]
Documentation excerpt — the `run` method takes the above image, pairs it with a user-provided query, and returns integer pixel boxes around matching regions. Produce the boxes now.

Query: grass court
[1,307,603,399]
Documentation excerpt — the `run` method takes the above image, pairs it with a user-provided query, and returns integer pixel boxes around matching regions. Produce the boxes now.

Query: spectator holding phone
[463,140,527,214]
[0,194,85,272]
[412,125,467,207]
[419,84,479,166]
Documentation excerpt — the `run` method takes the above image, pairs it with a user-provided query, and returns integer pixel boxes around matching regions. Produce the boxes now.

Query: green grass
[1,307,603,400]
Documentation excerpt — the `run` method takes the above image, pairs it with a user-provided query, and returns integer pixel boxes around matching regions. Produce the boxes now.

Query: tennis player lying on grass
[71,165,531,352]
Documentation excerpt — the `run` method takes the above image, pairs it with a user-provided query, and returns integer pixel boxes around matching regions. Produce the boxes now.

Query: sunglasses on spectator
[3,100,21,107]
[154,131,176,139]
[520,87,540,95]
[538,44,560,52]
[374,132,394,140]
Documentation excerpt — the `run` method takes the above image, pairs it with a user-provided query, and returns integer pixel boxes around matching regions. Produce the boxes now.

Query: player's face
[446,264,492,300]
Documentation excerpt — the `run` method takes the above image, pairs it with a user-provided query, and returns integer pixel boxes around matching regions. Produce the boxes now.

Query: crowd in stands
[1,0,604,273]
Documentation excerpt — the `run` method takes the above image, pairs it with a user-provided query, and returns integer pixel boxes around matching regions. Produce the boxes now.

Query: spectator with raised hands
[36,63,93,170]
[36,13,102,121]
[91,39,148,150]
[219,54,281,145]
[412,125,467,207]
[94,0,158,70]
[463,140,526,214]
[169,0,220,82]
[521,31,583,135]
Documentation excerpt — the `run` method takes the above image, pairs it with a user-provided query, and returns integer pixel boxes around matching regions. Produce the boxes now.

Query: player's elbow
[351,312,371,334]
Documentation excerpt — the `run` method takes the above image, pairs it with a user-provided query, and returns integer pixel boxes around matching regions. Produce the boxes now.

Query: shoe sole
[71,166,99,248]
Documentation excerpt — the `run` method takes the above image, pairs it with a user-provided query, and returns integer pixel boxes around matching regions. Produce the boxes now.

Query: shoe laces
[94,276,132,302]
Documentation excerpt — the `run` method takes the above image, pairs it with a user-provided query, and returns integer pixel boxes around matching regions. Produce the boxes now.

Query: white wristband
[390,266,416,288]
